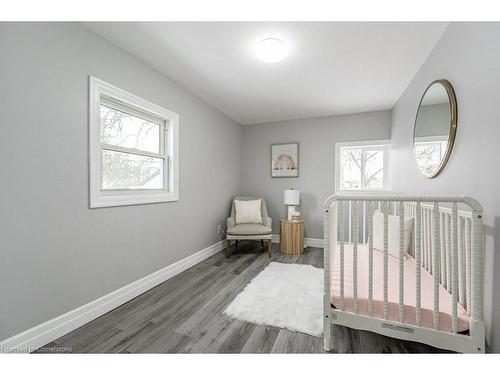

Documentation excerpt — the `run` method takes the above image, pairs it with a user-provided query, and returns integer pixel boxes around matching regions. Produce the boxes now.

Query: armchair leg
[225,240,233,258]
[267,239,272,258]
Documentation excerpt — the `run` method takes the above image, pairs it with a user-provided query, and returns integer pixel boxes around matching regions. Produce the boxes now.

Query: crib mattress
[330,244,469,333]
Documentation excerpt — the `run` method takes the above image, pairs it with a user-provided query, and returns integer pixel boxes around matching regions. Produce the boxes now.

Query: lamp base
[287,206,296,220]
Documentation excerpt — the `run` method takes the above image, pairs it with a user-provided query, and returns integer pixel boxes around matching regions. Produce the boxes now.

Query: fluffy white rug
[224,262,323,336]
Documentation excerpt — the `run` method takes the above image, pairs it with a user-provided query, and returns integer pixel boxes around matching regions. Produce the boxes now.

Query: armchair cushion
[226,223,272,236]
[230,196,269,225]
[234,199,262,224]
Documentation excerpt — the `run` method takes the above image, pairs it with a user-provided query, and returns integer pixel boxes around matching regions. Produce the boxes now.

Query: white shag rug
[224,262,323,337]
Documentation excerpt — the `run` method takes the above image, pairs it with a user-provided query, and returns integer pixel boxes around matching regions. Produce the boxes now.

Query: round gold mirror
[413,79,457,178]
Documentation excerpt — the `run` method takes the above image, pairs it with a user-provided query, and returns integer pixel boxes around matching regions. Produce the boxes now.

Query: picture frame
[271,143,299,178]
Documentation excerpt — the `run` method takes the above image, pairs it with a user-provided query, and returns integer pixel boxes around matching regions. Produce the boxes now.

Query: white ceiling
[84,22,448,125]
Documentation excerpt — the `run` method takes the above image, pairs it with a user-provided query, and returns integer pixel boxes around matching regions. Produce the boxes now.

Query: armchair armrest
[263,216,272,228]
[226,217,236,229]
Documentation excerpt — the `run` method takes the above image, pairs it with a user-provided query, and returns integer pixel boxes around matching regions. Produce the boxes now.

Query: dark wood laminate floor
[38,242,449,353]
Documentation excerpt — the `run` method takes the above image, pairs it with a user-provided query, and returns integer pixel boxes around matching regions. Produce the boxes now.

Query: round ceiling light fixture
[256,37,287,63]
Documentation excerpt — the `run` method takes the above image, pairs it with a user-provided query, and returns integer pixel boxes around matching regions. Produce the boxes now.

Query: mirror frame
[413,79,458,178]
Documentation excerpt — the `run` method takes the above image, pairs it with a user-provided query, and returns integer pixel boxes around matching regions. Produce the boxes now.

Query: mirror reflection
[413,80,457,178]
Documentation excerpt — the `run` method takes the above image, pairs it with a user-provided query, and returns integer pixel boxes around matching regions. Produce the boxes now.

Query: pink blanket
[330,244,469,333]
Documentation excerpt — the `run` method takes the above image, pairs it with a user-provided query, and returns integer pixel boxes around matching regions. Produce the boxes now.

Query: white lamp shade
[284,189,300,205]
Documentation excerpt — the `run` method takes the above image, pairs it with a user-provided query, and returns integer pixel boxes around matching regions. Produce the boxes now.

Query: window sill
[336,189,391,193]
[90,192,179,208]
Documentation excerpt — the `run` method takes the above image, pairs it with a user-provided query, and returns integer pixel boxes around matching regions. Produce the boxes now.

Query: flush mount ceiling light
[256,38,287,63]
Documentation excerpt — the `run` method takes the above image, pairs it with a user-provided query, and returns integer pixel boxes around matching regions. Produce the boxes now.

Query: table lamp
[284,189,300,220]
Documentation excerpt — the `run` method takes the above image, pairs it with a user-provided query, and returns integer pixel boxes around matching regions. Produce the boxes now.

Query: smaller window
[89,77,179,208]
[335,140,390,191]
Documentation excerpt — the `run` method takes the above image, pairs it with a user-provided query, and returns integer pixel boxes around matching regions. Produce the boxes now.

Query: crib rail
[323,193,484,351]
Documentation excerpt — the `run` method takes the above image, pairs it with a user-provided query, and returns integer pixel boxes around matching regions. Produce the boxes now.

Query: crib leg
[323,294,332,351]
[470,320,485,353]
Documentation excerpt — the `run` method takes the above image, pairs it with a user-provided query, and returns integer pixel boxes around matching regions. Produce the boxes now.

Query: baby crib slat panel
[432,202,440,330]
[465,218,472,313]
[415,202,422,326]
[399,202,405,323]
[353,200,359,313]
[324,194,484,353]
[451,203,458,334]
[383,202,389,320]
[339,200,345,310]
[368,201,374,316]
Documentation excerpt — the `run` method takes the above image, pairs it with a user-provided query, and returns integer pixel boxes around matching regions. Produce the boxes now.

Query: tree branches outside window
[339,146,386,190]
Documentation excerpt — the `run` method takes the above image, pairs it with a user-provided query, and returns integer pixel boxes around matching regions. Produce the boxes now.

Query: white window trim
[334,139,391,193]
[89,76,179,208]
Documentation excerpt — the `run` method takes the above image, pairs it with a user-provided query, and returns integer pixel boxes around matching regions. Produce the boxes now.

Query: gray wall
[0,23,243,340]
[390,22,500,352]
[2,21,499,352]
[241,111,392,238]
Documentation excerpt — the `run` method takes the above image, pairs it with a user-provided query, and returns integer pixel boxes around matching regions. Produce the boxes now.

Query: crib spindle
[458,217,466,307]
[426,208,431,271]
[398,202,405,323]
[353,201,359,313]
[363,201,366,244]
[339,200,345,310]
[445,213,452,292]
[422,208,427,270]
[465,218,472,312]
[440,212,446,288]
[427,208,432,274]
[348,201,352,243]
[383,202,389,320]
[451,203,458,333]
[415,202,422,326]
[432,202,440,330]
[368,201,374,316]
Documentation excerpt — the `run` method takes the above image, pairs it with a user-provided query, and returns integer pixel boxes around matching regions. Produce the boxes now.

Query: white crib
[323,193,485,353]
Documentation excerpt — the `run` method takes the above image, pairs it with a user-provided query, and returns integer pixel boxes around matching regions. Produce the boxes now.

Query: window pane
[101,149,163,190]
[363,150,384,188]
[340,148,362,190]
[100,105,161,153]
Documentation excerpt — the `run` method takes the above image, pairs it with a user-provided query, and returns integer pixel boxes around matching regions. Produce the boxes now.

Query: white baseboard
[303,237,325,248]
[0,240,225,353]
[271,234,324,248]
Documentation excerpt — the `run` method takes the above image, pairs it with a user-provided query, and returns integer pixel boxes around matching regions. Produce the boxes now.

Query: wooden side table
[279,218,304,255]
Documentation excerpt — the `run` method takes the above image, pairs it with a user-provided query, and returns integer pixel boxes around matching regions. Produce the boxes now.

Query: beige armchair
[226,197,273,257]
